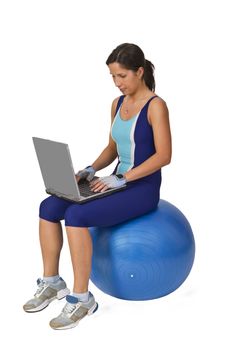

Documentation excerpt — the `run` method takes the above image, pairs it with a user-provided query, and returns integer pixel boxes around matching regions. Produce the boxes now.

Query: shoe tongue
[37,278,43,285]
[66,295,79,304]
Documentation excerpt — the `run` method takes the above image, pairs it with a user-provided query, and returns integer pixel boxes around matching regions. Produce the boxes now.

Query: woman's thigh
[64,182,159,227]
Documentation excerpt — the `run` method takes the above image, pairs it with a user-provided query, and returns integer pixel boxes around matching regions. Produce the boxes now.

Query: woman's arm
[124,98,172,182]
[91,98,119,171]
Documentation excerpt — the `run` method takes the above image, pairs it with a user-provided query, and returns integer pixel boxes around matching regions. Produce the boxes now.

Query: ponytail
[144,59,155,92]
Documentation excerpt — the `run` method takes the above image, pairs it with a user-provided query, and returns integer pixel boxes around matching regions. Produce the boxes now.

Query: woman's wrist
[116,173,128,183]
[123,173,129,182]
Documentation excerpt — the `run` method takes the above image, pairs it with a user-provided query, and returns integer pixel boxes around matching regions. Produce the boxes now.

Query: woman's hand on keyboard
[75,166,96,182]
[90,175,126,193]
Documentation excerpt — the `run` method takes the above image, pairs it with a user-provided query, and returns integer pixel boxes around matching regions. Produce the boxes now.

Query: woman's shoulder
[112,95,124,108]
[150,95,167,106]
[148,95,169,123]
[111,95,124,118]
[149,95,168,113]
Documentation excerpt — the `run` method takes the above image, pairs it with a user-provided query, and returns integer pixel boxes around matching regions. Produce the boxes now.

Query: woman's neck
[126,85,153,103]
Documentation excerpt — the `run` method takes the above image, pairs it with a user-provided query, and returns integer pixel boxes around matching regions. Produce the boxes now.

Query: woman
[23,43,172,330]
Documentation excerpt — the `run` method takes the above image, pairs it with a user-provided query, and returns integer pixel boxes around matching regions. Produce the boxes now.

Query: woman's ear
[136,66,144,80]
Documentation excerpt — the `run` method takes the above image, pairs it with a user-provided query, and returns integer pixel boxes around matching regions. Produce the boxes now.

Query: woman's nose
[115,78,122,87]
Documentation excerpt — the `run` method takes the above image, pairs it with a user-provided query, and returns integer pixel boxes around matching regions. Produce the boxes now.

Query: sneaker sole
[50,302,99,330]
[24,287,70,313]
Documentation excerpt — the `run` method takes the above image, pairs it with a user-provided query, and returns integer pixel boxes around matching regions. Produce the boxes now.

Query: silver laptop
[32,137,126,204]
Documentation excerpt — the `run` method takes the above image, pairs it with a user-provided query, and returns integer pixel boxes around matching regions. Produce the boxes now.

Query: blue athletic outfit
[39,95,161,227]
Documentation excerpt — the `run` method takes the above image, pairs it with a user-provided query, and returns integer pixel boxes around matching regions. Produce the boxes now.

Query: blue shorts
[39,180,160,227]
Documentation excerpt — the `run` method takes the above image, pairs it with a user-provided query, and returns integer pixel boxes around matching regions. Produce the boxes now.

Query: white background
[0,0,232,348]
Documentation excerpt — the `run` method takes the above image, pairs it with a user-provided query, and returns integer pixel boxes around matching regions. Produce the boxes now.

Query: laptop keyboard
[78,180,96,198]
[77,177,126,200]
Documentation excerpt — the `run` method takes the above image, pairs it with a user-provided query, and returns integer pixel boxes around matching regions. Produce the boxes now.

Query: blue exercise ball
[89,199,195,300]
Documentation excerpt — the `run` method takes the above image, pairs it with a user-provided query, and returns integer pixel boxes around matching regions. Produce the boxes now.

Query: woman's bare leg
[39,219,63,276]
[66,226,93,293]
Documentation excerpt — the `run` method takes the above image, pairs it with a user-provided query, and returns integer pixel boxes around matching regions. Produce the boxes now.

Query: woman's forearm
[91,145,118,172]
[124,152,171,182]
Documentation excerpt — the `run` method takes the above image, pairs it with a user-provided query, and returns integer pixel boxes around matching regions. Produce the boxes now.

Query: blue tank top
[111,95,162,188]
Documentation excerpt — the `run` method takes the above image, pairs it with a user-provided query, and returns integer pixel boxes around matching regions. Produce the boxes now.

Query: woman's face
[108,62,143,95]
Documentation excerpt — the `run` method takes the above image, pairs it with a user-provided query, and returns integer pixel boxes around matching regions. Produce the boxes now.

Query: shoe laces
[34,279,47,297]
[63,302,80,315]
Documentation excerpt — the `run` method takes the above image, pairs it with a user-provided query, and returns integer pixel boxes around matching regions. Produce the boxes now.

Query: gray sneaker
[23,277,70,313]
[49,293,98,330]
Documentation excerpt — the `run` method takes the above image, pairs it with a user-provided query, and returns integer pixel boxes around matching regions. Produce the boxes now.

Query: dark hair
[106,43,155,92]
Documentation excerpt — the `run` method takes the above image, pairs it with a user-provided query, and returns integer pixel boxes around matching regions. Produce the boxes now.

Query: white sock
[43,275,60,283]
[72,291,89,303]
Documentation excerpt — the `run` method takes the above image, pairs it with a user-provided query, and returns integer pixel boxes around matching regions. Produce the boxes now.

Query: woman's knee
[39,196,70,223]
[64,205,89,227]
